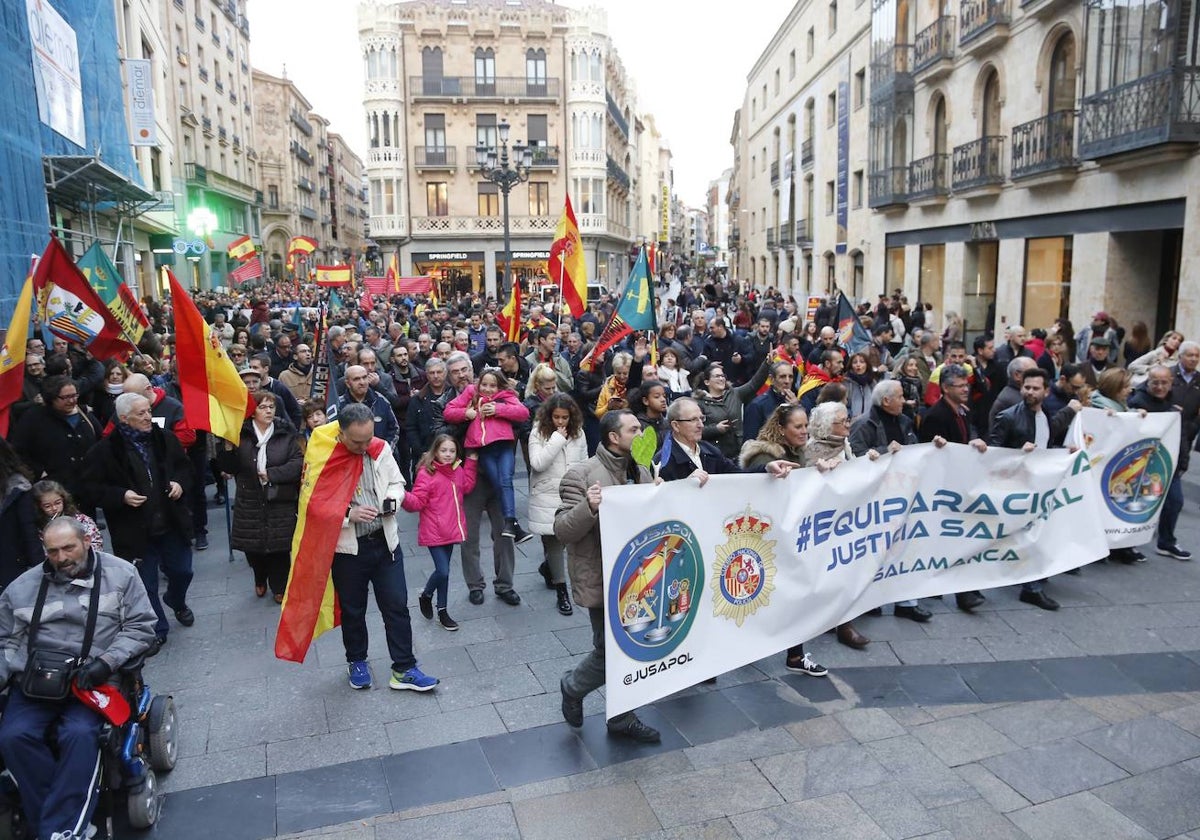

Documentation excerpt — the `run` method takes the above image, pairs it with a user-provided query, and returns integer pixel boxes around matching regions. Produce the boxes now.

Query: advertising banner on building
[126,58,157,146]
[1069,408,1180,549]
[600,439,1116,718]
[26,0,85,146]
[660,184,670,243]
[835,55,850,255]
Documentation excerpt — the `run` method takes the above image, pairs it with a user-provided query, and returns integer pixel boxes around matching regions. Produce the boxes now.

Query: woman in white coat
[528,393,589,615]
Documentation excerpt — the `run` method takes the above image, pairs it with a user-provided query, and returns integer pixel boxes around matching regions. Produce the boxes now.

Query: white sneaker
[786,652,829,677]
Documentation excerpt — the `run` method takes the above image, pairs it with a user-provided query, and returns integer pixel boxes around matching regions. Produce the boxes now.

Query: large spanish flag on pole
[275,423,386,662]
[0,276,35,437]
[168,269,252,444]
[550,194,587,318]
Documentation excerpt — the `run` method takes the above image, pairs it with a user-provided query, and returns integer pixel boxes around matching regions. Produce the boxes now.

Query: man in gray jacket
[557,410,660,742]
[0,518,156,840]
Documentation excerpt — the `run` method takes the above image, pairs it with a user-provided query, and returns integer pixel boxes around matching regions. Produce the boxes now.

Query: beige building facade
[867,0,1200,340]
[732,0,875,303]
[358,0,666,299]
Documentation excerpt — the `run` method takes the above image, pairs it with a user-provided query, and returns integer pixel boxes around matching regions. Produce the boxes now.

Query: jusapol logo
[608,521,704,662]
[1102,438,1174,524]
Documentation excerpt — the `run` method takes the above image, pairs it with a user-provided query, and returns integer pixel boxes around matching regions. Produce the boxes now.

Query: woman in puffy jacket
[444,369,532,543]
[402,434,478,631]
[527,394,587,615]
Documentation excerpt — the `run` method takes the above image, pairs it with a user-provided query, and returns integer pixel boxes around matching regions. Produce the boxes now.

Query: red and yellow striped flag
[550,194,587,317]
[497,281,522,342]
[226,234,256,262]
[0,276,35,437]
[275,422,387,662]
[315,265,352,286]
[168,269,252,444]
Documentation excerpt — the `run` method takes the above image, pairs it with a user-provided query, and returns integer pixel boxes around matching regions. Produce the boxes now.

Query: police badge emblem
[711,506,776,626]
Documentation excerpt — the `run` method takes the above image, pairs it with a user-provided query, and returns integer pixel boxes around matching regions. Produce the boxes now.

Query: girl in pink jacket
[402,435,478,631]
[444,370,533,543]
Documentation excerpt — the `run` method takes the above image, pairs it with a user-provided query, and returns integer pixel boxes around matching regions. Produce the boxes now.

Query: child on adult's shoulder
[402,435,478,631]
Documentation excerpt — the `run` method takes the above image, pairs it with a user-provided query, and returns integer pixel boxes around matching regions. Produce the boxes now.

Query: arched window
[474,47,496,95]
[933,94,947,155]
[590,50,602,82]
[527,48,547,95]
[421,47,443,95]
[1047,33,1076,114]
[981,69,1001,137]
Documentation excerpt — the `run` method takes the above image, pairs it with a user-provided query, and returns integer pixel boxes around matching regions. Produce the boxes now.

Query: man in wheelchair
[0,518,156,840]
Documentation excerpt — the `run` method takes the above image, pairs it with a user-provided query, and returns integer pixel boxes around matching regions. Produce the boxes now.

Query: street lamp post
[475,120,532,299]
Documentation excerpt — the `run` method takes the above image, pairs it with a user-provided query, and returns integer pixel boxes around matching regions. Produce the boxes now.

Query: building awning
[43,155,157,216]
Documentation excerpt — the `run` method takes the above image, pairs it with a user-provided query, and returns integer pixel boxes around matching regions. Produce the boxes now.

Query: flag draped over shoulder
[76,242,149,347]
[583,247,657,369]
[550,194,587,317]
[836,293,871,355]
[497,281,522,342]
[275,423,386,663]
[34,237,135,361]
[0,277,35,437]
[168,270,252,444]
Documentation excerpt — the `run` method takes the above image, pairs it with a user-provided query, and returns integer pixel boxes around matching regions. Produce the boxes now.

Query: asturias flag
[497,281,523,342]
[584,247,657,368]
[168,270,253,444]
[76,242,149,347]
[275,422,388,662]
[0,277,36,437]
[34,237,135,361]
[550,194,587,318]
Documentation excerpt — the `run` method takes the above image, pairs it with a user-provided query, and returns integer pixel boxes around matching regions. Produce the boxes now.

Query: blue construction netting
[0,0,140,322]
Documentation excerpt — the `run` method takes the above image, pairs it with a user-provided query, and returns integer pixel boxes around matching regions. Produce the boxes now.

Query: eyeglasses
[672,416,704,423]
[55,392,79,401]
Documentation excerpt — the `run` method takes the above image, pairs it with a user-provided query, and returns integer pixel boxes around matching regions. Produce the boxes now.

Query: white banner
[126,58,157,147]
[1070,408,1180,549]
[600,442,1109,718]
[26,0,85,146]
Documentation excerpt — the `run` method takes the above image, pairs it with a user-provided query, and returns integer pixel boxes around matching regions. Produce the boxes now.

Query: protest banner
[599,441,1109,718]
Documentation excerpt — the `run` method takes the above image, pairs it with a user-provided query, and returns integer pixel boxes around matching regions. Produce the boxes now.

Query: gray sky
[245,0,797,207]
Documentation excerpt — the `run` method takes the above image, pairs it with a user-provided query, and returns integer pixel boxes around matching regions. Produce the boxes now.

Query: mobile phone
[382,498,397,515]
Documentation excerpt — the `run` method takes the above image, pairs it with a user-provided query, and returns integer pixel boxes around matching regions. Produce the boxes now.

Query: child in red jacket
[444,369,532,543]
[402,435,478,630]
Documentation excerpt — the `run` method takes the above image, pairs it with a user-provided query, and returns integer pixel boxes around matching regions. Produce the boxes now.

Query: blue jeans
[1157,473,1184,548]
[141,531,194,638]
[0,689,103,840]
[424,544,454,609]
[331,535,416,673]
[478,441,517,520]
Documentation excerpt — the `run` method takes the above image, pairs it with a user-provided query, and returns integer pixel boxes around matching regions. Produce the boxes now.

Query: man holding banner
[1129,363,1194,560]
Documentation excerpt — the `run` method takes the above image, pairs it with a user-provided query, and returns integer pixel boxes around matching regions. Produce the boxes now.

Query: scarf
[805,434,851,464]
[289,361,313,377]
[846,371,875,387]
[105,382,125,395]
[118,423,153,477]
[254,421,275,482]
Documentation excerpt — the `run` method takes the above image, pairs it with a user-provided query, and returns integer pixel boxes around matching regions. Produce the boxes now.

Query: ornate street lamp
[475,120,532,298]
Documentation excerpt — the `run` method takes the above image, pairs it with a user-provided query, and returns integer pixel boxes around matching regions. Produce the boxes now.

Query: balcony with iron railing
[951,136,1006,190]
[770,160,780,185]
[1012,110,1078,178]
[409,76,560,100]
[1078,67,1200,160]
[606,91,629,139]
[908,153,950,200]
[414,146,456,168]
[297,176,315,193]
[914,16,956,78]
[801,138,814,169]
[218,126,228,145]
[871,45,914,99]
[779,223,794,247]
[291,141,313,165]
[959,0,1010,52]
[198,66,209,82]
[529,145,560,167]
[215,79,224,94]
[290,109,313,136]
[183,162,256,202]
[606,155,630,191]
[299,205,317,221]
[869,167,910,208]
[766,227,777,250]
[201,116,213,135]
[796,218,813,246]
[194,14,205,31]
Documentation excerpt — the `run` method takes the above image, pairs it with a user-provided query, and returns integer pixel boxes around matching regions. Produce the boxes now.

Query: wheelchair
[0,652,178,839]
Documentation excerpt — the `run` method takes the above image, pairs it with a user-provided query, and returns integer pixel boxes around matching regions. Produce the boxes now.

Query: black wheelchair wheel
[146,696,178,772]
[125,768,159,829]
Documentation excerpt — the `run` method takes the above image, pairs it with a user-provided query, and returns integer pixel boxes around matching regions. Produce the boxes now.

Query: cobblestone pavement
[122,472,1200,839]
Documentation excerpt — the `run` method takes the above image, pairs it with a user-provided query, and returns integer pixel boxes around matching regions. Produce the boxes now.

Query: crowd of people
[0,272,1195,825]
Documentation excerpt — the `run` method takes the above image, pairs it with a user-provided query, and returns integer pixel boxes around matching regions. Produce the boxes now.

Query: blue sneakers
[389,666,438,692]
[348,661,373,690]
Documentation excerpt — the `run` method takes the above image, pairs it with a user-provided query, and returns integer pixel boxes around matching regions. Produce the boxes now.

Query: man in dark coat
[82,393,195,647]
[1129,363,1193,560]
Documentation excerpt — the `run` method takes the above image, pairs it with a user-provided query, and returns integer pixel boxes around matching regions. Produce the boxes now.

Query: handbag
[21,556,101,701]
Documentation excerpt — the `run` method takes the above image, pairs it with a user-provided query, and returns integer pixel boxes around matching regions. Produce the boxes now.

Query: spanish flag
[226,234,256,262]
[315,265,353,286]
[385,251,400,291]
[275,422,387,663]
[288,235,318,257]
[168,269,252,444]
[0,276,35,437]
[497,280,522,342]
[550,194,587,318]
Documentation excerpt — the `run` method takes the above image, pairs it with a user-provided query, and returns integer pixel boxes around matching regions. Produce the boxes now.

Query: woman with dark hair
[527,393,587,615]
[843,352,878,419]
[93,360,129,425]
[217,390,304,602]
[0,438,42,588]
[630,380,669,442]
[692,356,772,458]
[1053,317,1077,361]
[1122,321,1152,367]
